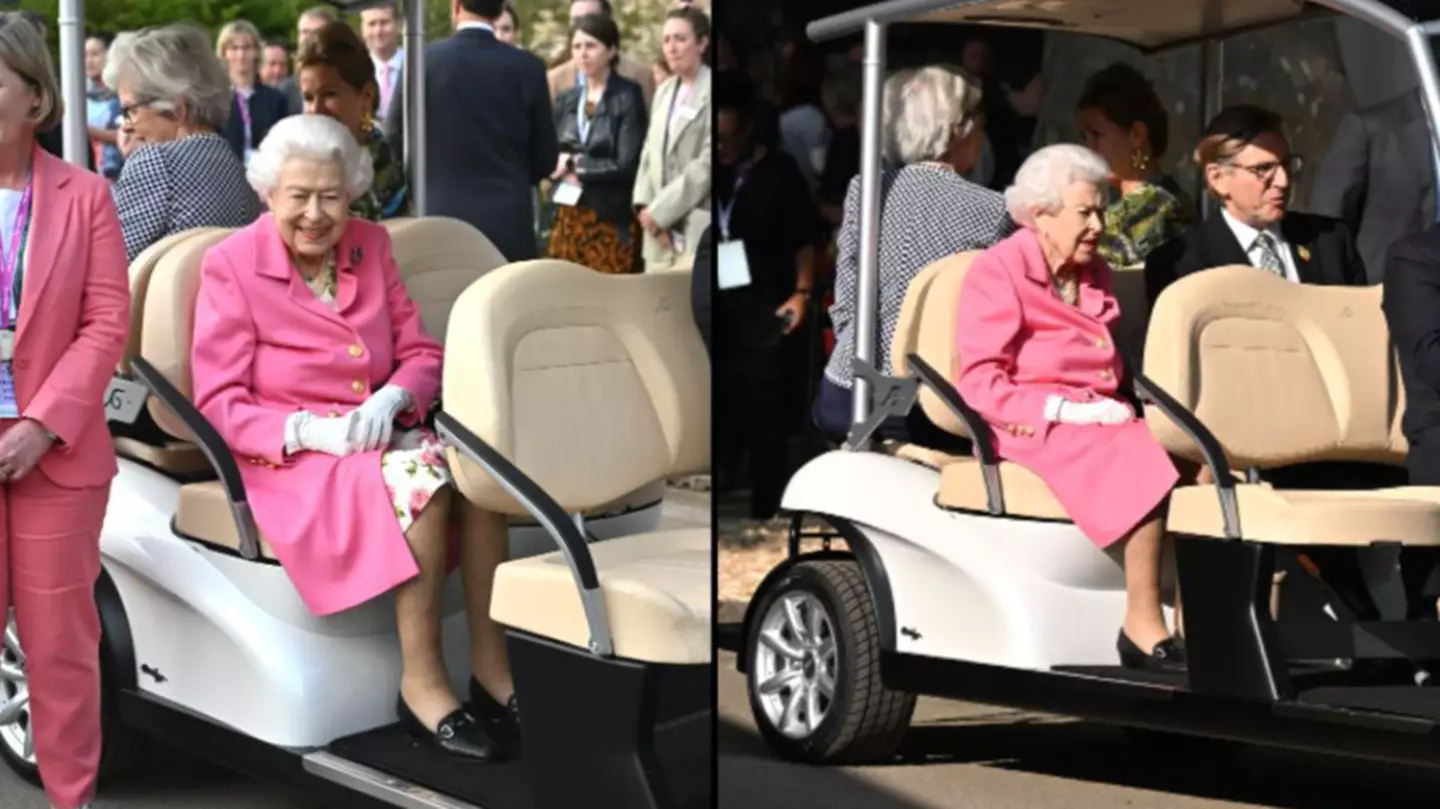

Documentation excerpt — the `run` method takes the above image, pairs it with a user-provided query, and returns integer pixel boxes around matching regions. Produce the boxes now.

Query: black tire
[746,558,916,764]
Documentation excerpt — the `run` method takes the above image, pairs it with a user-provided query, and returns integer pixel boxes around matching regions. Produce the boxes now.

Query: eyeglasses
[119,99,155,123]
[1228,154,1304,183]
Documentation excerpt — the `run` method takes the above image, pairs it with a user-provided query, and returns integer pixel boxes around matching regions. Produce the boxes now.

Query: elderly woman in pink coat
[190,115,517,763]
[955,143,1182,672]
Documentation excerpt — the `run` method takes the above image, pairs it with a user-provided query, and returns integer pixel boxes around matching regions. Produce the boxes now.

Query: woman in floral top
[294,21,409,220]
[1075,62,1193,267]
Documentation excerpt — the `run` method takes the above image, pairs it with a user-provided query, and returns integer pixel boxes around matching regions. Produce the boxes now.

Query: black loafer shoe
[397,694,503,762]
[1117,630,1187,672]
[468,677,521,750]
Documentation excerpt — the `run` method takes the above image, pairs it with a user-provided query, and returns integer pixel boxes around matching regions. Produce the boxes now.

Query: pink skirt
[1000,420,1179,547]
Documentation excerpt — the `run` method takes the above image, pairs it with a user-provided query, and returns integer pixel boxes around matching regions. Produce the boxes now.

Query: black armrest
[130,357,264,560]
[906,354,1004,516]
[434,411,614,657]
[1132,371,1241,539]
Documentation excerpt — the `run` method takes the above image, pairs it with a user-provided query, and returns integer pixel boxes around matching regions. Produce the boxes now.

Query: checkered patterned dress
[113,132,261,262]
[823,164,1016,389]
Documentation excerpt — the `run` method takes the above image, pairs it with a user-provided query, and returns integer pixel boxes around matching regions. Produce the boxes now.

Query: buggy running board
[303,752,485,809]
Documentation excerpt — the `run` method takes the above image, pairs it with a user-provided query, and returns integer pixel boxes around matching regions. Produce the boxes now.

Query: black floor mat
[1298,685,1440,721]
[327,722,534,809]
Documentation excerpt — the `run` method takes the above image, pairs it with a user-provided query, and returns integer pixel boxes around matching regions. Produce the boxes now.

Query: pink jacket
[955,227,1127,453]
[191,214,444,615]
[17,146,130,488]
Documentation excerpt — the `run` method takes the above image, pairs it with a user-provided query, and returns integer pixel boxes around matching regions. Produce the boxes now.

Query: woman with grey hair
[955,143,1183,672]
[814,64,1014,446]
[191,114,518,763]
[108,22,259,261]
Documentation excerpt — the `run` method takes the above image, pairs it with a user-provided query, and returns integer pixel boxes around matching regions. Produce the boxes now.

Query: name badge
[717,240,751,290]
[0,364,16,420]
[553,181,583,207]
[0,330,12,363]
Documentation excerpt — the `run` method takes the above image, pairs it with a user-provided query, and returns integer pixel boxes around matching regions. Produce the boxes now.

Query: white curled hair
[1003,144,1110,227]
[887,64,982,165]
[247,115,374,201]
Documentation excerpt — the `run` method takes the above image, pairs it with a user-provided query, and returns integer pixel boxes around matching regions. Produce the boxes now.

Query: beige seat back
[383,216,508,343]
[121,228,227,375]
[443,260,709,516]
[1143,265,1404,468]
[138,229,239,441]
[890,251,981,437]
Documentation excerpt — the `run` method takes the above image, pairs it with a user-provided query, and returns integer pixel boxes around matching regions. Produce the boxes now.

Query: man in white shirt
[362,2,405,127]
[1144,103,1366,307]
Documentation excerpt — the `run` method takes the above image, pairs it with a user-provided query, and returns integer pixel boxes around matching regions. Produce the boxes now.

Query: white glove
[1045,395,1133,426]
[285,410,360,457]
[348,384,413,452]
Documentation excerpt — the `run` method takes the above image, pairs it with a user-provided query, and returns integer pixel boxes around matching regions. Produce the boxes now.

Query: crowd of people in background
[38,0,712,273]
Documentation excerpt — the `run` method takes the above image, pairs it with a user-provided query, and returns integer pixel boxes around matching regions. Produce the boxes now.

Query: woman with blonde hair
[216,19,288,166]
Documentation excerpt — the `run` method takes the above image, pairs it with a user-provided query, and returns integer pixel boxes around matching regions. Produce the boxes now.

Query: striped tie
[1253,232,1284,277]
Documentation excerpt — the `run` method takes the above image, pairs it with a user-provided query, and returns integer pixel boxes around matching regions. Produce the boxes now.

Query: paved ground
[0,486,712,808]
[718,649,1440,808]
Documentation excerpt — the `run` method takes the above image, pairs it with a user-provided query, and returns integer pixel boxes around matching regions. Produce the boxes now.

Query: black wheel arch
[736,515,897,673]
[95,567,136,692]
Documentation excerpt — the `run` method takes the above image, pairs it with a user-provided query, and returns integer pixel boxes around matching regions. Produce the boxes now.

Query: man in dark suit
[1311,90,1435,284]
[1383,227,1440,622]
[1145,104,1367,307]
[385,0,559,261]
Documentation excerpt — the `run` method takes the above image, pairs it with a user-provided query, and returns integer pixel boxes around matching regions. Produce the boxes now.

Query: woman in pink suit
[0,14,130,809]
[190,115,516,762]
[956,143,1182,672]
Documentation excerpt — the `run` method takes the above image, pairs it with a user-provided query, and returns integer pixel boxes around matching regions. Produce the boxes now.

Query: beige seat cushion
[887,442,965,470]
[174,481,278,559]
[383,216,508,342]
[1168,483,1440,546]
[937,459,1069,521]
[444,260,709,517]
[490,528,711,664]
[113,437,212,477]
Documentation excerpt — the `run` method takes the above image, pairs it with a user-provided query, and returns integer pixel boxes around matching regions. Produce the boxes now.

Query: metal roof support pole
[402,0,427,215]
[57,0,86,166]
[850,18,887,439]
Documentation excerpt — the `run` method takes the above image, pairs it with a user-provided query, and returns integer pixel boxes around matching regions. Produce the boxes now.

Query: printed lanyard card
[0,363,17,420]
[717,241,752,290]
[553,182,583,207]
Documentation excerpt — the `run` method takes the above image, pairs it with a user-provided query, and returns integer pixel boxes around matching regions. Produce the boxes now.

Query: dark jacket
[222,83,290,161]
[1310,89,1435,284]
[693,225,712,356]
[553,73,647,225]
[1384,227,1440,463]
[386,26,559,262]
[1144,209,1367,308]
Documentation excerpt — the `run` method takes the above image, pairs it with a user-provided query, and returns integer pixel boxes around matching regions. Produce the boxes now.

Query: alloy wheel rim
[0,610,32,764]
[752,591,838,740]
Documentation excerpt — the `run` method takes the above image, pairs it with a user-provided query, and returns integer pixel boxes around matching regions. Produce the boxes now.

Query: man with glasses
[1144,103,1366,306]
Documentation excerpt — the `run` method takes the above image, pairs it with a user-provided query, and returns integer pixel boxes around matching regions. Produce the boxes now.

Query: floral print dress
[305,256,450,532]
[1097,181,1192,268]
[351,128,410,222]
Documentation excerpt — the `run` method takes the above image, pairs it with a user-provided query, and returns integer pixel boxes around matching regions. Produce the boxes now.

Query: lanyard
[718,165,748,241]
[577,88,594,143]
[236,90,253,150]
[0,177,33,331]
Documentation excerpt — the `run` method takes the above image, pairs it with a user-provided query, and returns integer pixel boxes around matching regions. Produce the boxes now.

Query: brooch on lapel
[1297,245,1311,262]
[350,246,363,264]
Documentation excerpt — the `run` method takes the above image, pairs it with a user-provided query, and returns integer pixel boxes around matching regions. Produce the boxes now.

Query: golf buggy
[731,0,1440,771]
[0,2,714,808]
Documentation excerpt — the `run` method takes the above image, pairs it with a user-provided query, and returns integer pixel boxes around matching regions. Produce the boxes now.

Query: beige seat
[443,259,711,665]
[1144,265,1440,545]
[113,228,229,477]
[140,217,506,560]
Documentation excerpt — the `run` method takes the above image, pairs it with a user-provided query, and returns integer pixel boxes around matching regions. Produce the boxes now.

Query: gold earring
[1131,149,1151,173]
[361,111,375,132]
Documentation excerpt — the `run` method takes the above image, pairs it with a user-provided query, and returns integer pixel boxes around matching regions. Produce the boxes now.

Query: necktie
[1253,232,1285,277]
[379,64,393,118]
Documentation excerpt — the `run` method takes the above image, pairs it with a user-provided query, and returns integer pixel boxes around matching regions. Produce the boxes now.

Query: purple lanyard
[718,164,749,241]
[0,178,33,330]
[236,90,253,150]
